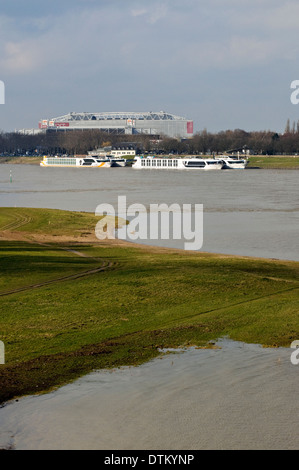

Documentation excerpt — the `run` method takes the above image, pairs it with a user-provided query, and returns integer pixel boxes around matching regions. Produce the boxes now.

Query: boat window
[47,158,76,165]
[185,161,205,167]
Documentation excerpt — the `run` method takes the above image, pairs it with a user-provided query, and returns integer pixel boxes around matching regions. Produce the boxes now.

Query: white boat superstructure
[87,154,128,167]
[218,155,249,169]
[109,157,127,167]
[40,156,112,167]
[132,156,224,170]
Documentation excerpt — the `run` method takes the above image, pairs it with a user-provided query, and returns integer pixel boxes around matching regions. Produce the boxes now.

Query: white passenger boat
[109,157,127,167]
[132,156,224,170]
[40,156,112,167]
[87,154,127,167]
[218,155,249,169]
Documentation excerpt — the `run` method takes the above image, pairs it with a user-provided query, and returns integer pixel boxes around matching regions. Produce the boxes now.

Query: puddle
[0,339,298,450]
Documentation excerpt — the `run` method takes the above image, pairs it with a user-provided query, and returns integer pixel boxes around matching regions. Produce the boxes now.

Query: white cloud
[0,41,43,73]
[173,35,289,71]
[223,0,299,32]
[131,8,147,17]
[1,1,298,77]
[131,2,168,24]
[148,3,168,24]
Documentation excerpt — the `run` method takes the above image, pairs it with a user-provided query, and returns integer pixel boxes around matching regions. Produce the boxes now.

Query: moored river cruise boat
[40,156,112,167]
[109,157,127,167]
[218,155,249,169]
[132,156,224,170]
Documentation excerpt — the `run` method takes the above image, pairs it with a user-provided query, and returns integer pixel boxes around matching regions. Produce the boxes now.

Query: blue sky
[0,0,299,133]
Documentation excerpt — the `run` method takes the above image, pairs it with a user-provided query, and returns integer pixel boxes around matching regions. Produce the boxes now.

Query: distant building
[17,128,44,135]
[88,143,136,157]
[38,111,194,139]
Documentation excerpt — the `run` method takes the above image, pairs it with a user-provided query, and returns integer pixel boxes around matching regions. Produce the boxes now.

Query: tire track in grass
[0,213,117,296]
[0,259,114,297]
[0,211,32,231]
[159,284,299,331]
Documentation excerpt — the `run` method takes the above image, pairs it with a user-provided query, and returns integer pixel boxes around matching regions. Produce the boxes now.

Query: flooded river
[0,164,298,260]
[0,164,298,450]
[0,339,298,450]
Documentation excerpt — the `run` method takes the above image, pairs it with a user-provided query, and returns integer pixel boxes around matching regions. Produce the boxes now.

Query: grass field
[0,156,43,164]
[246,156,299,169]
[0,207,298,404]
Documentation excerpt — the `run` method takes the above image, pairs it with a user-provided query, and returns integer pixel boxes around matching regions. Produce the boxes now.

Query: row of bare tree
[1,127,299,156]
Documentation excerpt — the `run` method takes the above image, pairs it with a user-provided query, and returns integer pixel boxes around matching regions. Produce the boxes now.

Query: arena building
[38,111,194,139]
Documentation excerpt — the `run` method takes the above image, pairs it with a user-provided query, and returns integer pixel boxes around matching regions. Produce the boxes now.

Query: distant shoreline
[0,156,42,164]
[1,155,299,169]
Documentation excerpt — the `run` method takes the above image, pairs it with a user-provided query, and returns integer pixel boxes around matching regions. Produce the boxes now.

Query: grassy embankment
[246,156,299,169]
[0,156,43,164]
[0,207,298,405]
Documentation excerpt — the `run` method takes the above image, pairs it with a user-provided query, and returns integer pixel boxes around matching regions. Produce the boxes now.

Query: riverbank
[0,207,298,405]
[1,155,299,169]
[0,156,42,164]
[246,155,299,169]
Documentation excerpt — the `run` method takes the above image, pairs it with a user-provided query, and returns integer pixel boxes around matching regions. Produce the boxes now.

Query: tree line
[1,123,299,157]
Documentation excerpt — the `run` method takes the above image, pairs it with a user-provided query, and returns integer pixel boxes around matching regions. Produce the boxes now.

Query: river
[0,164,298,260]
[0,164,298,450]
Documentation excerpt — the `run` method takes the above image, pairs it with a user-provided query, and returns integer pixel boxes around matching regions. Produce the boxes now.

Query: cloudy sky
[0,0,299,133]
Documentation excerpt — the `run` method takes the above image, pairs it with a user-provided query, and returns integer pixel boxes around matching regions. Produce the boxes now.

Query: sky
[0,0,299,134]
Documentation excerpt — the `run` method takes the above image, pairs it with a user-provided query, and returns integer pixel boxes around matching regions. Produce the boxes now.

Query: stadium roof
[49,111,188,122]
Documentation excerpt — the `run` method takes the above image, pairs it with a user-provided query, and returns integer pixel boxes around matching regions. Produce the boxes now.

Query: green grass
[0,208,298,404]
[0,207,126,238]
[0,207,101,236]
[0,156,43,164]
[0,241,102,292]
[247,156,299,169]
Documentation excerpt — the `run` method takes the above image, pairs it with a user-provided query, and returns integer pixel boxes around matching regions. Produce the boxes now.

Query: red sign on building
[187,121,193,134]
[39,120,48,129]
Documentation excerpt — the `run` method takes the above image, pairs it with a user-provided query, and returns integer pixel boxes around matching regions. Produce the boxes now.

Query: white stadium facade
[38,111,194,139]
